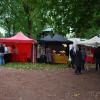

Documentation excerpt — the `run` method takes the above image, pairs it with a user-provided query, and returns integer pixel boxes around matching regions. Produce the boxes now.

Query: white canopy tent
[80,36,100,47]
[69,38,81,52]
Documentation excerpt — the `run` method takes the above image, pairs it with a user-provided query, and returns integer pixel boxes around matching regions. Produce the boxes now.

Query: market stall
[80,36,100,63]
[84,46,94,63]
[0,32,37,63]
[81,36,100,47]
[52,50,68,64]
[38,34,73,64]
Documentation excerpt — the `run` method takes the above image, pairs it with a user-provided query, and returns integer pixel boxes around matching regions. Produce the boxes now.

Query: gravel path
[0,67,100,100]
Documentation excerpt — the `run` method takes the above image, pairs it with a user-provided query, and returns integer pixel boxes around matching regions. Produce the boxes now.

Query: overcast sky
[0,27,6,35]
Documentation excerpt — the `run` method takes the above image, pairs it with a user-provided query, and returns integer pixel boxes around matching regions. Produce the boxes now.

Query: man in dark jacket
[0,44,5,65]
[0,44,5,53]
[94,47,100,71]
[69,47,75,68]
[75,46,83,74]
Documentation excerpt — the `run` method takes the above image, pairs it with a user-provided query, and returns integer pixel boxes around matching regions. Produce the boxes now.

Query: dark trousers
[96,63,100,71]
[95,58,100,71]
[38,55,46,63]
[82,60,85,70]
[75,65,82,74]
[4,53,11,63]
[70,57,75,68]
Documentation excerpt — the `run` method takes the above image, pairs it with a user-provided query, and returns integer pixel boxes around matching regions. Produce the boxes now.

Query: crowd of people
[0,44,10,65]
[75,46,86,74]
[37,46,54,63]
[70,46,86,75]
[69,45,100,75]
[0,44,18,65]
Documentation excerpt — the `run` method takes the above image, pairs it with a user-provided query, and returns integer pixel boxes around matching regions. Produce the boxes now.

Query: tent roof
[52,34,73,44]
[39,34,73,44]
[69,38,81,52]
[80,36,100,47]
[0,32,37,44]
[41,35,52,41]
[38,35,53,44]
[9,32,33,40]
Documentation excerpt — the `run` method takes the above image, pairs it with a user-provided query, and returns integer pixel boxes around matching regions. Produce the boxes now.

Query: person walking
[94,47,100,71]
[74,46,83,74]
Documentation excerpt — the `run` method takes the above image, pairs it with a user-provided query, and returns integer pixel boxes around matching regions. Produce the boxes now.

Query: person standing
[0,44,5,65]
[69,47,75,68]
[46,47,52,63]
[81,48,86,71]
[94,47,100,71]
[4,44,10,63]
[40,45,46,63]
[75,46,83,74]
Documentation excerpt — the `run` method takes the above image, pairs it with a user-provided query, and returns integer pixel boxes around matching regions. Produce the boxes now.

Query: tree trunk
[28,16,33,38]
[12,24,15,36]
[5,18,11,37]
[8,25,11,37]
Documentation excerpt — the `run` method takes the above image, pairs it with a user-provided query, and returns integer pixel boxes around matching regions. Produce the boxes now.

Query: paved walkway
[0,68,100,100]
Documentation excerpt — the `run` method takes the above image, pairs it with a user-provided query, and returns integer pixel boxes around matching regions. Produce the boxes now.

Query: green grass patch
[4,62,69,70]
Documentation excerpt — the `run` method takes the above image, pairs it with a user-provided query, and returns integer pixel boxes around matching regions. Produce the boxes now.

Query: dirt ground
[0,67,100,100]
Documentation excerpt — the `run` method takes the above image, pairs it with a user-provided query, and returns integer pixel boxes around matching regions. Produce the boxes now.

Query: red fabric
[11,43,33,62]
[91,48,94,54]
[85,56,94,64]
[0,32,37,44]
[0,32,37,62]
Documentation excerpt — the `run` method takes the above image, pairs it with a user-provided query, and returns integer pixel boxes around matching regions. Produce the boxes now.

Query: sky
[0,27,6,36]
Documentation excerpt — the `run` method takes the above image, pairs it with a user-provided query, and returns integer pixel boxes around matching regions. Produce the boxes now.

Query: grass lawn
[4,62,69,70]
[2,62,95,70]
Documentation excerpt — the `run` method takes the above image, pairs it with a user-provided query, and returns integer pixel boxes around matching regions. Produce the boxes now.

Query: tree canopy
[0,0,99,38]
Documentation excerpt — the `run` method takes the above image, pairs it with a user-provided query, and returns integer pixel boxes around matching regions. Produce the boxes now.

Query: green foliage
[0,0,99,38]
[85,27,100,39]
[70,0,100,38]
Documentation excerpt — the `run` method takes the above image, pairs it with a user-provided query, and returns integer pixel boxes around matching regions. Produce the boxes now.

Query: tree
[70,0,100,38]
[0,0,99,38]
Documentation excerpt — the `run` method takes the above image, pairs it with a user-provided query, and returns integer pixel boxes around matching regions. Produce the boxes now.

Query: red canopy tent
[0,32,37,62]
